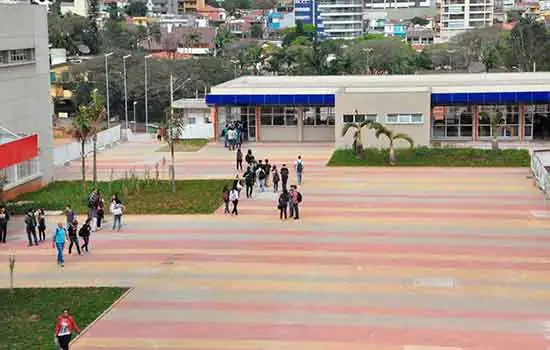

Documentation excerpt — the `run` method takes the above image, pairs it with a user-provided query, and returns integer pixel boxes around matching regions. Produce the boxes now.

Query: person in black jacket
[236,148,243,172]
[0,206,10,243]
[243,166,255,198]
[277,189,289,220]
[24,209,38,247]
[280,164,289,190]
[68,219,81,255]
[79,218,92,253]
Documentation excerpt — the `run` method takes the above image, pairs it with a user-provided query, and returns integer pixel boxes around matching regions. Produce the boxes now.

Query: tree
[88,0,101,51]
[509,18,549,72]
[410,16,429,26]
[164,106,187,193]
[215,28,234,56]
[341,118,372,159]
[479,110,505,150]
[251,23,263,39]
[125,1,148,16]
[86,91,107,186]
[71,104,95,190]
[481,41,499,72]
[370,123,414,165]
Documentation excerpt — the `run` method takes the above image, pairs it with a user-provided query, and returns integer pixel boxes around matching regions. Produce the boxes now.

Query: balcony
[322,19,363,24]
[320,11,362,16]
[318,3,363,7]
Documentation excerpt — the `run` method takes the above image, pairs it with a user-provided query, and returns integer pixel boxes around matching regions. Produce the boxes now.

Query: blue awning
[206,94,336,106]
[432,91,550,105]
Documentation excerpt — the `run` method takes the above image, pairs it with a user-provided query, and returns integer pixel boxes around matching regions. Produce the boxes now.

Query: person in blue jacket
[52,222,67,267]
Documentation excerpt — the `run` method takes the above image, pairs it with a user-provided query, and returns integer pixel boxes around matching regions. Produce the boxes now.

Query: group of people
[224,148,304,220]
[221,122,244,151]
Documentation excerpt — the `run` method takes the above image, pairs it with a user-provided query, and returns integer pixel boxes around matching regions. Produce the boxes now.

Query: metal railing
[531,149,550,197]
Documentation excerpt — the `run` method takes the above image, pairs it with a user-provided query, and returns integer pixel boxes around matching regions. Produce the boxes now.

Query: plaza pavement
[3,138,550,349]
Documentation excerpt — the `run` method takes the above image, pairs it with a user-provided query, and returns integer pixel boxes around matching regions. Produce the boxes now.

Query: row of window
[0,48,35,66]
[343,113,425,124]
[0,158,40,189]
[261,107,336,126]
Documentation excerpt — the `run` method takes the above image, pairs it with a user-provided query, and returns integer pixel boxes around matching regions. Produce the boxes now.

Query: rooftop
[211,73,550,94]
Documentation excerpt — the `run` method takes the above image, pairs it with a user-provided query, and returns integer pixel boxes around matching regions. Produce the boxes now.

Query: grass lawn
[0,287,127,350]
[157,139,208,152]
[9,179,231,215]
[328,147,530,167]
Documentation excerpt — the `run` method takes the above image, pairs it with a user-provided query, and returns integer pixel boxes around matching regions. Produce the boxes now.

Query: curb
[70,286,134,346]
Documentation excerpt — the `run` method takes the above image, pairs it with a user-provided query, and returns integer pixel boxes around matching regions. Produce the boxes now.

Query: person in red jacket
[54,309,81,350]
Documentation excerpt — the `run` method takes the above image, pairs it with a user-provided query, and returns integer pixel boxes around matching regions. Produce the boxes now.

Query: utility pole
[104,52,114,128]
[123,54,132,130]
[144,55,152,134]
[169,74,176,193]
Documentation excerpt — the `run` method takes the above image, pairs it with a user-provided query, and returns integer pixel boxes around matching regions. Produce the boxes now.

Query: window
[187,117,196,124]
[0,48,35,66]
[432,106,473,139]
[386,113,424,124]
[342,113,377,123]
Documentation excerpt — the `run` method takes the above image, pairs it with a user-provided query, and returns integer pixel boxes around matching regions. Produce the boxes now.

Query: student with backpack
[289,185,303,220]
[236,148,243,172]
[280,164,289,190]
[24,209,38,246]
[245,149,254,165]
[65,205,74,231]
[67,219,81,255]
[256,162,266,192]
[263,159,271,187]
[272,165,280,193]
[52,222,67,267]
[79,218,92,253]
[230,187,240,216]
[277,189,289,220]
[243,166,255,198]
[295,155,304,185]
[222,185,230,214]
[110,200,125,231]
[222,124,228,148]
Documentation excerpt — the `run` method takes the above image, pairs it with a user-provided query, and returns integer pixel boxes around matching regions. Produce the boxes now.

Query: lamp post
[133,101,137,133]
[230,59,239,78]
[123,55,132,130]
[144,55,152,133]
[104,52,114,128]
[446,49,455,71]
[362,48,374,75]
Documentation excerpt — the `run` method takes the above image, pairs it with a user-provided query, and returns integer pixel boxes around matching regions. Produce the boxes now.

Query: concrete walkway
[4,141,550,349]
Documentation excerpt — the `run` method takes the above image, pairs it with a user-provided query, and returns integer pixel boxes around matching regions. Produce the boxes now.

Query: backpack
[272,172,280,182]
[297,192,303,203]
[223,190,229,202]
[296,161,303,173]
[281,168,289,178]
[258,168,266,180]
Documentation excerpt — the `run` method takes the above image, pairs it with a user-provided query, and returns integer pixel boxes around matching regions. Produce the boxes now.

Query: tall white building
[318,0,364,39]
[438,0,494,41]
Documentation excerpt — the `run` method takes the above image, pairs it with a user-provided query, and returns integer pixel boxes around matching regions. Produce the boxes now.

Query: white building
[0,3,54,199]
[172,98,214,139]
[318,0,364,39]
[60,0,89,16]
[438,0,493,41]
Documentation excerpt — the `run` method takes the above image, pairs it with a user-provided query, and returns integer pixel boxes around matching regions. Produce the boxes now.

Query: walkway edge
[70,286,134,346]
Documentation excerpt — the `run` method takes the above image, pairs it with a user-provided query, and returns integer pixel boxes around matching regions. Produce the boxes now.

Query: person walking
[67,219,81,256]
[245,149,255,166]
[228,126,236,151]
[222,185,230,214]
[295,155,304,185]
[264,159,271,187]
[0,206,10,244]
[24,209,38,247]
[96,192,105,231]
[272,165,280,193]
[52,222,67,267]
[222,124,229,148]
[243,166,255,198]
[280,164,289,190]
[256,162,266,192]
[88,188,99,232]
[79,218,92,253]
[230,187,240,216]
[64,205,74,231]
[36,208,46,241]
[54,309,81,350]
[236,148,243,172]
[110,199,125,231]
[289,185,302,220]
[277,189,289,220]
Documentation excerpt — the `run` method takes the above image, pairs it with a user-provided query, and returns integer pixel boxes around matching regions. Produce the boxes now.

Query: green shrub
[328,147,530,167]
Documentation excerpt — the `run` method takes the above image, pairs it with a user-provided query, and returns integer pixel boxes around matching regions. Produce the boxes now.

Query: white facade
[172,98,214,139]
[60,0,89,16]
[0,4,54,183]
[438,0,493,41]
[318,0,364,39]
[364,0,431,9]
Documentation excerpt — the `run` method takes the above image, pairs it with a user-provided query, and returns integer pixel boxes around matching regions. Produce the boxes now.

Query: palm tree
[341,120,372,159]
[370,122,414,165]
[71,105,94,190]
[479,110,505,150]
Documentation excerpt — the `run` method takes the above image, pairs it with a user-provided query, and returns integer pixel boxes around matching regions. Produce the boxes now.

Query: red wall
[0,134,38,168]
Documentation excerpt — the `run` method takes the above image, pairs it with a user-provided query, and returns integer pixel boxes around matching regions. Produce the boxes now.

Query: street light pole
[144,55,152,134]
[133,101,137,133]
[362,48,374,75]
[104,52,114,128]
[123,54,131,130]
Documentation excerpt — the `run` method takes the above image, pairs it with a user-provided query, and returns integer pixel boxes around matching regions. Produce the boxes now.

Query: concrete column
[297,107,304,143]
[473,105,479,142]
[211,106,218,142]
[520,103,525,142]
[255,105,261,142]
